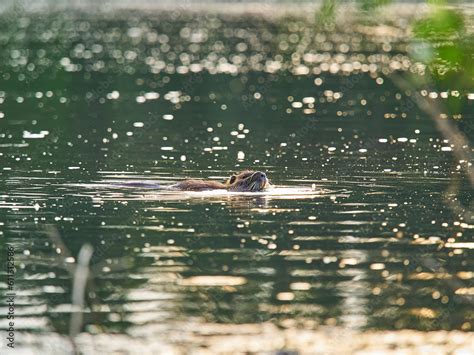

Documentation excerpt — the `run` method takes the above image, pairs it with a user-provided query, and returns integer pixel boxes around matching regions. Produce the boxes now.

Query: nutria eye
[229,175,236,184]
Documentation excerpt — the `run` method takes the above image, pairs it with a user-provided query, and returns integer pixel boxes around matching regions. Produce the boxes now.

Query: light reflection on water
[0,5,473,351]
[2,168,472,335]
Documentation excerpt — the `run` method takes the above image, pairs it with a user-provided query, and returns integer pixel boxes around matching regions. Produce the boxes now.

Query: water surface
[0,6,473,349]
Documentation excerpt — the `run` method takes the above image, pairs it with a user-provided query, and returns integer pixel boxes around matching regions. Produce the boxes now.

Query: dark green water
[0,9,473,344]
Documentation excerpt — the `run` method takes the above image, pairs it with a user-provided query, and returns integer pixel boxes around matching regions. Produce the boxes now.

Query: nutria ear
[229,175,237,184]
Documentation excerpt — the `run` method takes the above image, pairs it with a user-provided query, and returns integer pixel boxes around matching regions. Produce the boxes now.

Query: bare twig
[69,244,94,352]
[390,73,474,187]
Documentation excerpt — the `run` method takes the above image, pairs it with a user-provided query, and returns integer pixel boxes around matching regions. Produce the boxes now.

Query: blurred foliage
[412,8,472,76]
[315,0,338,29]
[358,0,393,11]
[412,4,473,113]
[315,0,473,114]
[413,8,464,39]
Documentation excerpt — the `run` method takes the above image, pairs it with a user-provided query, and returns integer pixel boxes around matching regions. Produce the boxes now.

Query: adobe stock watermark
[5,244,16,349]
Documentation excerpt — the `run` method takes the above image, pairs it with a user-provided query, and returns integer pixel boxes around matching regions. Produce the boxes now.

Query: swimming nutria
[172,170,269,192]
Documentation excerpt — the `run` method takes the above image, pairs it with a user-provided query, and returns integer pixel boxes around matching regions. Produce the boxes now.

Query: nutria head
[226,170,269,192]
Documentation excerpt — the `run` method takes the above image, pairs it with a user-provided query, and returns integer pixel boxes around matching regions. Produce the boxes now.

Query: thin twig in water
[389,72,474,308]
[390,73,473,223]
[45,225,75,274]
[69,244,94,351]
[390,73,474,187]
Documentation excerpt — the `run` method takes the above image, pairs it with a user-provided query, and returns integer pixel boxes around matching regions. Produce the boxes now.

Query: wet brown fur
[172,170,268,192]
[172,180,227,191]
